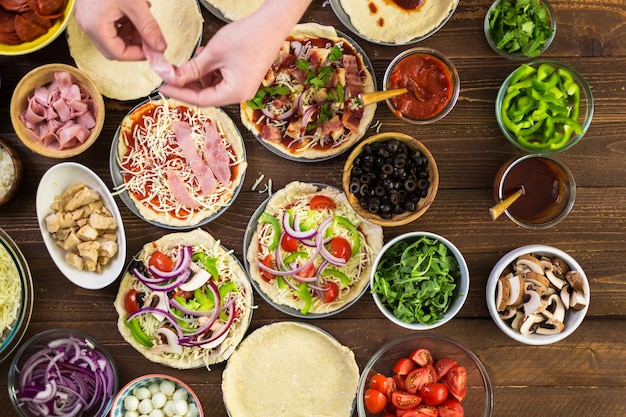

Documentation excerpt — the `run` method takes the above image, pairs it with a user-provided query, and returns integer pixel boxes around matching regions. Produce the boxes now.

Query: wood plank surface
[1,1,625,416]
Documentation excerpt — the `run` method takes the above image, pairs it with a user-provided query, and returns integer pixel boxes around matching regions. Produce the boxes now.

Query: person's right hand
[74,0,167,61]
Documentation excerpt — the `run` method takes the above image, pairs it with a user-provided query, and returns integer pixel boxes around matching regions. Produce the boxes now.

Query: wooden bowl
[10,63,105,159]
[0,138,23,206]
[342,132,439,227]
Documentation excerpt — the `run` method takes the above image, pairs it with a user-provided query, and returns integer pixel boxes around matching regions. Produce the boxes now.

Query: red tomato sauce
[388,53,454,120]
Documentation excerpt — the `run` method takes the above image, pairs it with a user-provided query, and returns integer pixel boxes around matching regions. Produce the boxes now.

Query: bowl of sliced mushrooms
[486,245,590,345]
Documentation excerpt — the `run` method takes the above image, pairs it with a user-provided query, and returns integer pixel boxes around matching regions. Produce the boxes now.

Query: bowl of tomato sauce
[383,48,460,124]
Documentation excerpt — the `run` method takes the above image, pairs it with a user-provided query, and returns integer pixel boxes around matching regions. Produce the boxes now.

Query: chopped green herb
[329,45,343,61]
[372,236,460,325]
[246,85,291,110]
[488,0,554,58]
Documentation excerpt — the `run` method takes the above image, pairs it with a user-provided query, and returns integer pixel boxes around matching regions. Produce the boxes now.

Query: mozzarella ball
[148,383,161,395]
[173,399,188,416]
[185,404,199,417]
[124,395,140,412]
[138,398,154,415]
[162,400,176,417]
[134,387,152,400]
[124,411,139,417]
[149,410,165,417]
[151,392,167,409]
[172,388,188,402]
[159,380,176,397]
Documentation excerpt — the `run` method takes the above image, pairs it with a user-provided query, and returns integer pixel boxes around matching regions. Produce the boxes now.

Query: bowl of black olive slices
[342,132,439,227]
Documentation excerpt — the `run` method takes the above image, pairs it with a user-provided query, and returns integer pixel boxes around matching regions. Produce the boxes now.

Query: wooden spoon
[490,186,525,220]
[359,88,408,105]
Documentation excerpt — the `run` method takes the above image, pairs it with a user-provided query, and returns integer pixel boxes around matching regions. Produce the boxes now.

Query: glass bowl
[484,0,556,60]
[383,48,460,124]
[0,138,23,206]
[110,374,203,417]
[496,60,594,154]
[8,328,119,417]
[370,232,469,330]
[0,228,33,364]
[493,154,575,229]
[486,245,590,345]
[357,333,492,417]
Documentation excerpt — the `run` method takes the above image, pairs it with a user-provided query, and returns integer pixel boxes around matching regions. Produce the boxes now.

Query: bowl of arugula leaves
[370,232,469,330]
[484,0,556,60]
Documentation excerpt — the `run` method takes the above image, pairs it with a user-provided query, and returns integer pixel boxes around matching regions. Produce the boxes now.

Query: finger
[159,83,230,108]
[172,49,219,86]
[121,0,167,52]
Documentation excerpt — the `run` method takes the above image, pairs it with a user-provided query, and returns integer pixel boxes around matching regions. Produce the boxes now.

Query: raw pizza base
[202,0,263,20]
[338,0,458,44]
[114,229,254,369]
[240,23,376,160]
[117,97,247,228]
[66,0,203,100]
[222,322,359,417]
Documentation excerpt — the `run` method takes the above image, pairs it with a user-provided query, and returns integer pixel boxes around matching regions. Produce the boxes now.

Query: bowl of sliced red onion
[7,328,118,417]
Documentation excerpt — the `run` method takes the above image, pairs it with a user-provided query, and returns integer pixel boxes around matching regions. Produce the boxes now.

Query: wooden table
[1,1,625,415]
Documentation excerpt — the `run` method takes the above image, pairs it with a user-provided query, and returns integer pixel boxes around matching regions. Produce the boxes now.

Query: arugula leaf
[245,85,291,110]
[488,0,553,58]
[372,236,460,325]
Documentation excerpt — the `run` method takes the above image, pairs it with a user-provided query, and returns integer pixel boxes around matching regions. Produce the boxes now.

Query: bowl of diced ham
[10,63,105,158]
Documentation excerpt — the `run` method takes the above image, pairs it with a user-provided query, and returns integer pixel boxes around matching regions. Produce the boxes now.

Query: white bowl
[36,162,126,289]
[486,245,590,345]
[370,231,470,330]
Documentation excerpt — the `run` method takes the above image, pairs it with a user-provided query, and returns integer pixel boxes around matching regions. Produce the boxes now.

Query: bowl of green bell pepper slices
[496,60,594,154]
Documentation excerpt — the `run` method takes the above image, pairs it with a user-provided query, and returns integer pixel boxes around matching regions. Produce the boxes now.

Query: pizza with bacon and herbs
[240,23,376,160]
[115,96,247,228]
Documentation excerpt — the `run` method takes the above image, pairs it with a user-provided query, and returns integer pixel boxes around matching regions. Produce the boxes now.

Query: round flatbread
[240,23,376,161]
[337,0,459,45]
[115,229,254,369]
[222,322,359,417]
[116,97,247,228]
[66,0,203,100]
[246,181,383,315]
[201,0,263,20]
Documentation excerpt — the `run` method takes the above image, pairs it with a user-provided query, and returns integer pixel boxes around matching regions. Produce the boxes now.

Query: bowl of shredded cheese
[0,227,34,364]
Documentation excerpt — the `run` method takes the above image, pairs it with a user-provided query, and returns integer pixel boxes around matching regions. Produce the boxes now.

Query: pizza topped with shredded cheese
[115,96,247,228]
[240,23,376,161]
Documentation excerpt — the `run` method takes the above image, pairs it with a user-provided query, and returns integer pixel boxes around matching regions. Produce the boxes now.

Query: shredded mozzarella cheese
[0,243,21,338]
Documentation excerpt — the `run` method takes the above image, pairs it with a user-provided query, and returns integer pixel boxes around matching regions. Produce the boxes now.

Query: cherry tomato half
[260,255,275,282]
[370,373,392,396]
[323,281,339,303]
[438,398,465,417]
[364,388,388,413]
[419,382,449,406]
[309,195,336,210]
[391,391,421,410]
[298,263,316,278]
[149,250,175,272]
[124,288,140,313]
[434,357,459,381]
[409,348,433,367]
[280,233,298,252]
[405,365,436,394]
[416,403,439,417]
[446,366,467,402]
[330,236,352,262]
[393,357,417,376]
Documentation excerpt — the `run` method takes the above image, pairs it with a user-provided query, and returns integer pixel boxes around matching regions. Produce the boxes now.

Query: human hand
[74,0,167,61]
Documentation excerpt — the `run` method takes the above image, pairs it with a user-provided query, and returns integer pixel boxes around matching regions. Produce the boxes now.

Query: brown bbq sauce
[503,158,567,223]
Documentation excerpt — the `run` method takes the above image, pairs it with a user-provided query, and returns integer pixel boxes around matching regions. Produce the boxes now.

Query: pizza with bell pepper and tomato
[240,23,376,161]
[246,181,383,315]
[115,229,253,369]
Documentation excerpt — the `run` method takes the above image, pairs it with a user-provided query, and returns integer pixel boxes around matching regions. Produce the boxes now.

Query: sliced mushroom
[496,276,511,311]
[569,290,588,311]
[150,327,182,354]
[540,293,566,322]
[499,307,517,320]
[536,318,565,335]
[516,254,545,275]
[560,284,571,310]
[507,274,525,307]
[511,310,525,330]
[524,271,551,295]
[145,291,169,322]
[551,256,570,277]
[565,270,585,294]
[519,313,545,335]
[523,289,542,318]
[545,267,566,290]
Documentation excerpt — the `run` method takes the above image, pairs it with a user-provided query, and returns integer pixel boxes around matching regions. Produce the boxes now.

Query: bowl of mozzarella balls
[110,374,202,417]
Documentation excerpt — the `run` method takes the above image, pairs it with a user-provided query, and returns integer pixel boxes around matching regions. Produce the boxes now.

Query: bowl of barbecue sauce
[493,154,575,229]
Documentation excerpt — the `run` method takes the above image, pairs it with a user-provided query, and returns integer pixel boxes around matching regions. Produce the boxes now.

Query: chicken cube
[97,239,119,258]
[89,213,118,231]
[77,241,99,263]
[45,213,61,233]
[65,187,101,211]
[77,224,99,242]
[65,252,85,271]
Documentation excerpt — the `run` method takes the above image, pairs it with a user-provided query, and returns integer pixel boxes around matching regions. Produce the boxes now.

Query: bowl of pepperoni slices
[357,334,493,417]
